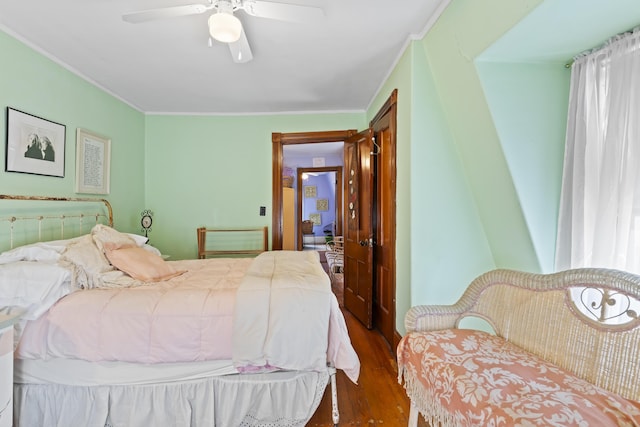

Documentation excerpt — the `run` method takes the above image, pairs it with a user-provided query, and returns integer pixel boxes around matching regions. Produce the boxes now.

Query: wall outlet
[259,206,266,216]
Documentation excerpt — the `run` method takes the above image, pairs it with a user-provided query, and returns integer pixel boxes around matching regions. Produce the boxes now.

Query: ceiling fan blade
[243,0,324,23]
[122,4,210,23]
[228,28,253,63]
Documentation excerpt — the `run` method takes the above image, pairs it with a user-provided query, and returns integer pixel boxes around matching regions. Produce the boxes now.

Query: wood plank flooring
[308,309,428,426]
[309,251,428,426]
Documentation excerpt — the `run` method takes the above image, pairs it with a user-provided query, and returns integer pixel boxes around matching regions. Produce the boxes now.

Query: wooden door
[371,91,397,347]
[343,129,374,328]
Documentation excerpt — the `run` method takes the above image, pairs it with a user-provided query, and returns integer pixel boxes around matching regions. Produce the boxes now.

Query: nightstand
[0,310,24,427]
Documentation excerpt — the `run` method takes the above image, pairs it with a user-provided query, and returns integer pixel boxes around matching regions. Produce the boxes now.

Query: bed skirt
[14,369,329,427]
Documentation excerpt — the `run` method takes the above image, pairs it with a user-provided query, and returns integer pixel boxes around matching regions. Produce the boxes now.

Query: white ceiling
[0,0,449,115]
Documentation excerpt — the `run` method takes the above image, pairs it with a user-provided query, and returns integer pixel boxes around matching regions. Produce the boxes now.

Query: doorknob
[359,238,373,247]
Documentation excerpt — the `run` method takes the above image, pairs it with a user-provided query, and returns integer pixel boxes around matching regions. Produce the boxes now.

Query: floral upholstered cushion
[397,329,640,427]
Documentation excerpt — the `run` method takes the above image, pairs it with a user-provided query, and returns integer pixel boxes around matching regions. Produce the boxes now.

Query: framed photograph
[316,198,329,211]
[309,213,321,225]
[312,157,325,167]
[5,107,66,177]
[304,185,317,198]
[75,128,111,194]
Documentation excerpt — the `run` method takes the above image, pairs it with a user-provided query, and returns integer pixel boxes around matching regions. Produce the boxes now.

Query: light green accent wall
[144,113,366,259]
[409,43,494,303]
[476,60,570,272]
[421,0,542,274]
[0,30,146,232]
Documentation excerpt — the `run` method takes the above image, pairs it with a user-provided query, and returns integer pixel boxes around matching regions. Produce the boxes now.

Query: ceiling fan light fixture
[208,11,242,43]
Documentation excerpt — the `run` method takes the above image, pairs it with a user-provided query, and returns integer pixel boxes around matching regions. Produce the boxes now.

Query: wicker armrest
[404,303,470,333]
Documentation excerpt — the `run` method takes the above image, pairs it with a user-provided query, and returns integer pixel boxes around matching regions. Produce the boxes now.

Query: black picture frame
[5,107,66,178]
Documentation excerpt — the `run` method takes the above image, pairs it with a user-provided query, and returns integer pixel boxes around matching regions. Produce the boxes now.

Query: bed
[0,195,360,427]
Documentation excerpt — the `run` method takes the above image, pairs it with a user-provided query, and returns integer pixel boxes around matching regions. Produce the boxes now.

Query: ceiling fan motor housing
[209,0,242,43]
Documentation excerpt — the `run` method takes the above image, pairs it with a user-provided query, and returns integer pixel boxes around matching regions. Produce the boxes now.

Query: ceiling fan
[122,0,324,64]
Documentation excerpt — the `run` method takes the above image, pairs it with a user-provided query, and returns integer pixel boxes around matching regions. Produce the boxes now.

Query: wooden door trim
[370,89,397,127]
[272,130,357,250]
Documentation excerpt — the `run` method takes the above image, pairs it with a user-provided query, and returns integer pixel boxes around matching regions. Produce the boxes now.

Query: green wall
[0,31,146,232]
[422,0,543,275]
[144,113,366,259]
[476,61,570,273]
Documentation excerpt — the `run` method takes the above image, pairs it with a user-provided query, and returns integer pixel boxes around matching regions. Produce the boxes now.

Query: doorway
[271,130,356,251]
[272,90,398,348]
[296,167,343,251]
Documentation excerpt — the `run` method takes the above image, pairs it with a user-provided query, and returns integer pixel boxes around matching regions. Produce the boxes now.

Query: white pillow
[0,261,72,320]
[126,233,150,247]
[59,234,114,290]
[0,238,78,265]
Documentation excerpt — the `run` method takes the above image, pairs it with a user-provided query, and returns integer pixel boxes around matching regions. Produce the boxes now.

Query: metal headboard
[0,194,113,250]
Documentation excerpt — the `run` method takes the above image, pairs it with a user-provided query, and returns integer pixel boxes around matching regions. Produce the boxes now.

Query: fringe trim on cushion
[398,365,459,427]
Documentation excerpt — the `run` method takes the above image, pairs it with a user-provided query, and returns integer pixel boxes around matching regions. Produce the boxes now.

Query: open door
[343,128,374,328]
[370,90,398,348]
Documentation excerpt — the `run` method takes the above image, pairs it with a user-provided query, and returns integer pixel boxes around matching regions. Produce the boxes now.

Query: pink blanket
[16,258,251,363]
[398,329,640,426]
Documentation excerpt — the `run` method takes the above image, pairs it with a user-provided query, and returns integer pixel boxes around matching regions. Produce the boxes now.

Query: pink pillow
[105,246,185,282]
[92,224,137,253]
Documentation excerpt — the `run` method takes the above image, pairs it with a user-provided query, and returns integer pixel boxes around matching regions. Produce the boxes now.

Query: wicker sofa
[397,268,640,427]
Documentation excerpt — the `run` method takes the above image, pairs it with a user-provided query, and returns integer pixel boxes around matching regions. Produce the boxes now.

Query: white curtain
[556,27,640,274]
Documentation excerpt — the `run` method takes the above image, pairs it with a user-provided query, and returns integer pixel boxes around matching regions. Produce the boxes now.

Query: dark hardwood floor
[310,251,428,426]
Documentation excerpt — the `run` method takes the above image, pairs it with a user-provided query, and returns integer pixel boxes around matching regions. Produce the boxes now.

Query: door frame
[272,130,356,250]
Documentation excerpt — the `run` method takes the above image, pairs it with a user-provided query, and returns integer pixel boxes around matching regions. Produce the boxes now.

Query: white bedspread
[233,251,360,383]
